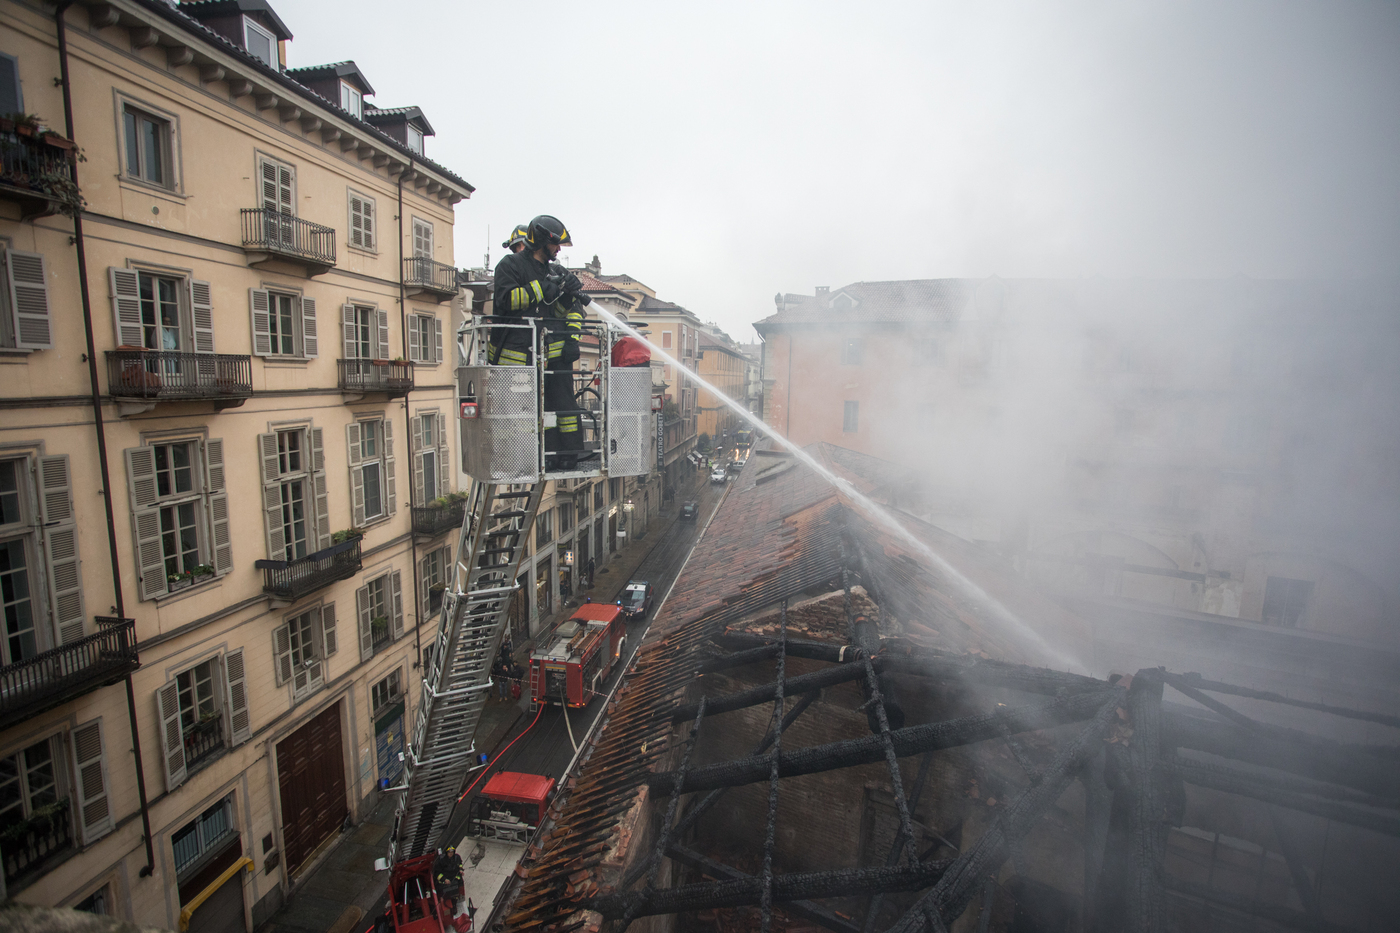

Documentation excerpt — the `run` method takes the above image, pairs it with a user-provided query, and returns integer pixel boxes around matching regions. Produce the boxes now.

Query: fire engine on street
[527,603,628,708]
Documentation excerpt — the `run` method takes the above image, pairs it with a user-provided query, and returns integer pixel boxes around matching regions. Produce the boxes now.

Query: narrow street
[266,469,734,933]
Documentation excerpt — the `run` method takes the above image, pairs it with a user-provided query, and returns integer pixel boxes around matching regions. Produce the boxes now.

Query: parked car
[618,580,654,620]
[680,500,699,521]
[710,467,728,484]
[726,459,744,476]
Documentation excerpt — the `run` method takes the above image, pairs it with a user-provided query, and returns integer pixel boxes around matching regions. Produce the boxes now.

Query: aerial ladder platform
[372,316,652,933]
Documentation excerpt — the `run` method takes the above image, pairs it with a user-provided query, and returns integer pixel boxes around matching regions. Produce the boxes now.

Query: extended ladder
[388,480,546,863]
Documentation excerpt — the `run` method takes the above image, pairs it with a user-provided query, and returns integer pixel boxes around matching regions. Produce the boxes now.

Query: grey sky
[277,0,1400,341]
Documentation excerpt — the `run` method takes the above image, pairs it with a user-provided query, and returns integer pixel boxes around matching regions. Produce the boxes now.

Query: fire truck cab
[528,603,627,708]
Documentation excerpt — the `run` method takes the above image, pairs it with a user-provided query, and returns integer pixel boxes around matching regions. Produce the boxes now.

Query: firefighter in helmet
[490,215,592,470]
[501,224,529,254]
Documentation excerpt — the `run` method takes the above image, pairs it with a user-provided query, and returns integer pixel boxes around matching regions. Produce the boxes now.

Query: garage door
[276,703,347,874]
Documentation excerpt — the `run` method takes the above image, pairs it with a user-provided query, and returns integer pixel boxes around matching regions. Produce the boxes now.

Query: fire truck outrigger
[367,314,652,933]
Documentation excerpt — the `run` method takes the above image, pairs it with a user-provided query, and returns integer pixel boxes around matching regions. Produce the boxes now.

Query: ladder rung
[490,510,528,520]
[493,491,533,499]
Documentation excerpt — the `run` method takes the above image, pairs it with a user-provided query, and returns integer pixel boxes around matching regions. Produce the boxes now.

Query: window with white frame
[339,81,363,119]
[371,669,402,717]
[272,604,335,702]
[125,439,230,600]
[421,545,448,616]
[154,649,250,791]
[249,287,316,359]
[342,302,388,362]
[258,426,329,562]
[121,103,174,188]
[411,218,433,259]
[413,410,448,505]
[171,794,237,879]
[348,190,376,251]
[0,454,84,654]
[356,569,403,661]
[0,719,113,855]
[406,125,424,156]
[408,312,441,364]
[348,417,396,526]
[0,247,53,350]
[109,269,214,357]
[242,17,277,68]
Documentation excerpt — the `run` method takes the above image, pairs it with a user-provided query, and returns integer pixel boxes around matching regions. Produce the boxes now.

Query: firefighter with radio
[490,214,593,470]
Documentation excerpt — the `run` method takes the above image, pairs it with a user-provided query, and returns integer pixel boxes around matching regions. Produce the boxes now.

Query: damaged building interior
[500,443,1400,933]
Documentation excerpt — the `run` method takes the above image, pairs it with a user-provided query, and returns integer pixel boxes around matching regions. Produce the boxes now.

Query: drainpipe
[54,2,156,878]
[398,160,423,667]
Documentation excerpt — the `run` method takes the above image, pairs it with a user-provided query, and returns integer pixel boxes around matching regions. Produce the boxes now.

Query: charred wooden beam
[672,656,872,722]
[697,642,782,673]
[715,631,863,664]
[883,691,1127,933]
[1123,669,1170,933]
[592,850,956,920]
[1170,671,1400,731]
[649,689,1119,795]
[1163,709,1398,798]
[1171,754,1396,809]
[1173,758,1400,837]
[667,846,860,933]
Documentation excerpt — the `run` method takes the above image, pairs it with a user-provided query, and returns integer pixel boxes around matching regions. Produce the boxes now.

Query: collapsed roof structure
[501,443,1400,933]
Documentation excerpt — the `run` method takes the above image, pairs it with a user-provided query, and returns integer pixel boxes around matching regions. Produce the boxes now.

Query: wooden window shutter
[376,308,389,361]
[390,570,404,640]
[346,422,365,527]
[342,303,357,360]
[419,553,430,622]
[258,433,286,561]
[408,314,421,363]
[6,249,52,349]
[224,647,251,746]
[124,446,168,602]
[190,279,215,353]
[349,194,365,248]
[310,428,330,550]
[383,418,397,515]
[155,681,187,791]
[363,199,374,248]
[203,439,232,575]
[436,412,450,498]
[249,288,272,356]
[70,720,113,844]
[356,584,372,662]
[111,267,144,348]
[321,603,337,657]
[278,163,294,213]
[411,412,425,505]
[37,455,85,643]
[272,624,292,686]
[301,296,318,358]
[433,316,443,365]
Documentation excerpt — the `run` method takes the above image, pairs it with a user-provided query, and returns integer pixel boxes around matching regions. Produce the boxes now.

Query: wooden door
[276,703,346,874]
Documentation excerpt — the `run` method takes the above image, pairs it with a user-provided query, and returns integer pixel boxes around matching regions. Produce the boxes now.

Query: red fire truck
[527,603,627,708]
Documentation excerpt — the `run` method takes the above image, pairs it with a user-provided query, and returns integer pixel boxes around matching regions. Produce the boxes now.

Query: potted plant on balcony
[331,528,364,545]
[0,796,70,849]
[167,564,215,591]
[370,615,389,642]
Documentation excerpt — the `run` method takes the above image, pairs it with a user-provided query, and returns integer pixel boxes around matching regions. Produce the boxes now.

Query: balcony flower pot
[167,577,193,592]
[39,132,74,151]
[15,124,34,138]
[0,117,14,133]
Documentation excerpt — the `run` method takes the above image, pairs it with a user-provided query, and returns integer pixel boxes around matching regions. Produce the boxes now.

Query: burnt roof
[757,278,975,330]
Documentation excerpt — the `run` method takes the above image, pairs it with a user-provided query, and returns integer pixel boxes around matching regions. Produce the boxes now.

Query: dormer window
[243,17,276,68]
[406,125,424,155]
[340,82,363,120]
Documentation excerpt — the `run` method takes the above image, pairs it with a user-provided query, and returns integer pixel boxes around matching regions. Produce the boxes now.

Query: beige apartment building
[694,330,745,444]
[0,0,471,928]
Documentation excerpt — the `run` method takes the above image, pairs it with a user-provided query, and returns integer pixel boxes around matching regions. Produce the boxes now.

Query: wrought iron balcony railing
[255,537,362,602]
[0,617,139,727]
[240,208,336,272]
[183,715,225,770]
[106,350,253,405]
[2,799,71,890]
[338,358,414,396]
[412,499,467,537]
[0,129,79,220]
[403,255,459,301]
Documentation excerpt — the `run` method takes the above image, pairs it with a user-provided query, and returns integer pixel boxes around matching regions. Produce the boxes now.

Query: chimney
[586,255,602,276]
[815,286,830,308]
